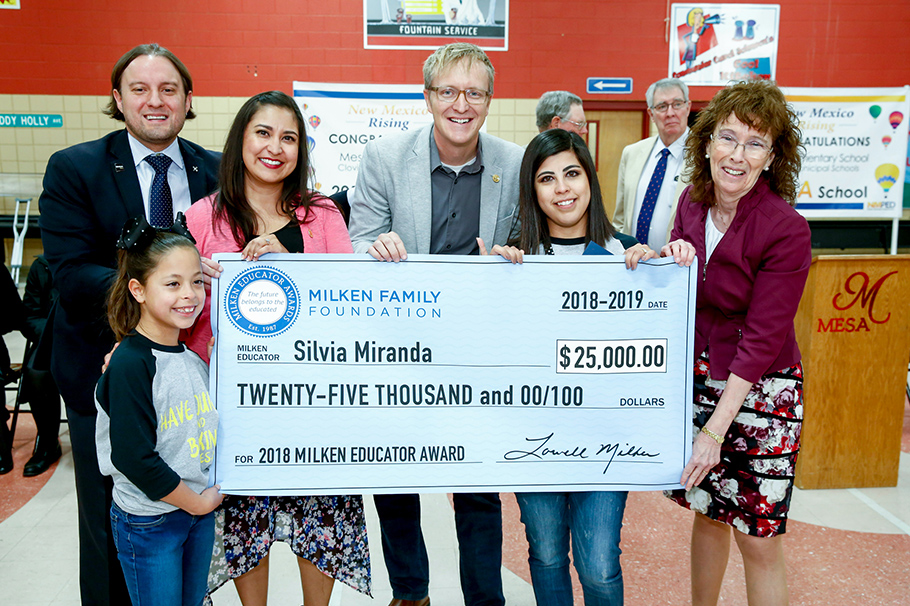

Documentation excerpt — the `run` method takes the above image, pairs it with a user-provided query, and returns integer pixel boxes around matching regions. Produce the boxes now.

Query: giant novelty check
[210,254,696,494]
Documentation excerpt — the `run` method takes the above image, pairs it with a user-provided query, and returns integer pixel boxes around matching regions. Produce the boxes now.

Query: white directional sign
[586,78,634,95]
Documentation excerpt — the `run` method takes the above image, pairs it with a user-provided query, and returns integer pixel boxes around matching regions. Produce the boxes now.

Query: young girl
[184,91,369,606]
[493,129,637,605]
[95,216,222,606]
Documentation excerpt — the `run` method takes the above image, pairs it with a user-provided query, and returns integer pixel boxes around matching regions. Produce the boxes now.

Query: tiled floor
[2,330,908,605]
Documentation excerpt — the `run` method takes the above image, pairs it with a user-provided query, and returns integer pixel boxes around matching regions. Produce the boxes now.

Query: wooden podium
[794,255,910,489]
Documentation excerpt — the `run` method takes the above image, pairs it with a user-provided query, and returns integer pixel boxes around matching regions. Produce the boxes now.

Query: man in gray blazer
[348,43,522,606]
[613,78,691,249]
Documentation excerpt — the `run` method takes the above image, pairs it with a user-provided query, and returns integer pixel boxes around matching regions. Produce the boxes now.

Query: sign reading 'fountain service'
[209,254,697,495]
[783,87,909,219]
[293,82,435,197]
[363,0,509,51]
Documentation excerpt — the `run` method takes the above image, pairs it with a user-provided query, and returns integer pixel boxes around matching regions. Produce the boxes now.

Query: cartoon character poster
[669,4,779,86]
[678,8,720,70]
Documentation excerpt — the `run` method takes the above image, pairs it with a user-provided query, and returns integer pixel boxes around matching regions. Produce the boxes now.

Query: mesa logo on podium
[817,270,897,333]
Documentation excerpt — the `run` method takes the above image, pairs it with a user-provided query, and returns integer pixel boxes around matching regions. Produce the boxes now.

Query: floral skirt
[207,495,371,596]
[666,351,803,537]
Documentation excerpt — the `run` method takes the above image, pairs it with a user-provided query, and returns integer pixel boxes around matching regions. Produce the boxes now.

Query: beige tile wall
[488,97,539,146]
[0,93,539,274]
[0,93,537,178]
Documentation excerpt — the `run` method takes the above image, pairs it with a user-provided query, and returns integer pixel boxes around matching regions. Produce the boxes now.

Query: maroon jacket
[671,176,811,383]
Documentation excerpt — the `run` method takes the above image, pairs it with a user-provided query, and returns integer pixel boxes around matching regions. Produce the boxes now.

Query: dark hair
[685,79,803,206]
[512,129,615,254]
[108,231,199,341]
[103,43,196,121]
[214,91,322,248]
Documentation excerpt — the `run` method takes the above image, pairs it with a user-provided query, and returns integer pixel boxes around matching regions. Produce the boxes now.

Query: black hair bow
[116,213,196,251]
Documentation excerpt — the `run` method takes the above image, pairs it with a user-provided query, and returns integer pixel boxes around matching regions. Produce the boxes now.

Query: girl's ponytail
[108,249,142,341]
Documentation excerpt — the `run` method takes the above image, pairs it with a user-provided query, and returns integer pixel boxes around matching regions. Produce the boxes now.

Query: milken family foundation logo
[224,266,300,337]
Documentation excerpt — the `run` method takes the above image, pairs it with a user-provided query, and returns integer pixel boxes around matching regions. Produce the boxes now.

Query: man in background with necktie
[613,78,691,249]
[39,43,220,605]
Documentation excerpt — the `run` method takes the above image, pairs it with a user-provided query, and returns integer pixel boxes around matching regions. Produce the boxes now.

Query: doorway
[584,110,649,221]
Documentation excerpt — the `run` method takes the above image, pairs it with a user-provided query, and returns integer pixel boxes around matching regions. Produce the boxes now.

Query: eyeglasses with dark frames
[427,87,491,104]
[650,100,689,114]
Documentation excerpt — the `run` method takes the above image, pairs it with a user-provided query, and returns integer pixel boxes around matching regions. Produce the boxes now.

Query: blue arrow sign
[586,78,633,95]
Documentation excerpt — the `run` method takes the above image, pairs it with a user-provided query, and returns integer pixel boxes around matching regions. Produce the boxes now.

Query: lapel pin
[191,165,199,172]
[308,229,314,238]
[114,163,124,173]
[492,174,500,183]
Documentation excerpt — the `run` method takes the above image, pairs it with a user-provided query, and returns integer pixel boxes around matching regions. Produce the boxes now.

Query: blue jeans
[110,502,215,606]
[374,493,504,605]
[516,491,628,606]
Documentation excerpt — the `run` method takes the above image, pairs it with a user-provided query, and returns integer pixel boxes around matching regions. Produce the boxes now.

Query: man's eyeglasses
[427,87,491,105]
[710,133,772,158]
[563,118,587,130]
[650,100,688,114]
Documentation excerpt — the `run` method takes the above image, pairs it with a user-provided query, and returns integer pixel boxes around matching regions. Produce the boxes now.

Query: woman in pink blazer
[184,91,368,606]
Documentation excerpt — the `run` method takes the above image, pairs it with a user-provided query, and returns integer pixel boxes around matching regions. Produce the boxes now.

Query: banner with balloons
[905,120,910,209]
[292,82,435,198]
[783,87,910,219]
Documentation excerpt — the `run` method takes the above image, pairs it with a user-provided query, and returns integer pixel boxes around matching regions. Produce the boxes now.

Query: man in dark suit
[39,43,220,606]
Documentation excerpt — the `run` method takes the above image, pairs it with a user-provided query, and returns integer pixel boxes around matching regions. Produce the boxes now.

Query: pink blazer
[184,192,352,362]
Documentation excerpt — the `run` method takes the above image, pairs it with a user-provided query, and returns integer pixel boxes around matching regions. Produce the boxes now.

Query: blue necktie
[636,148,670,246]
[145,154,173,228]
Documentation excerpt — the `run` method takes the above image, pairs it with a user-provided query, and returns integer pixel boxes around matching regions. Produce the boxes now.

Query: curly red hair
[684,80,803,207]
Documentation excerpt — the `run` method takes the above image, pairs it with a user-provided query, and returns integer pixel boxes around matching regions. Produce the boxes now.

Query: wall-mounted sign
[784,86,909,219]
[586,78,633,95]
[0,0,21,10]
[364,0,509,51]
[905,122,910,209]
[0,114,63,128]
[668,3,779,86]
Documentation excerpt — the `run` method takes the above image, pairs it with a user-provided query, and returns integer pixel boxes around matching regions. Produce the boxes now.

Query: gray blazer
[348,124,524,254]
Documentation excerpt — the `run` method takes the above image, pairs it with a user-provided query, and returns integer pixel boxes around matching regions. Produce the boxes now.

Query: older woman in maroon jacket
[627,79,811,605]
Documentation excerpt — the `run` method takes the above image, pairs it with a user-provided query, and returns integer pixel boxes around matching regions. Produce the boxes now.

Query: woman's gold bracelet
[701,426,724,444]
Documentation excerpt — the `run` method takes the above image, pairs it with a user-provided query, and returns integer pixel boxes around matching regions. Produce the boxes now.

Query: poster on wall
[0,0,21,9]
[905,122,910,209]
[293,82,435,197]
[364,0,509,50]
[783,87,909,219]
[668,3,779,86]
